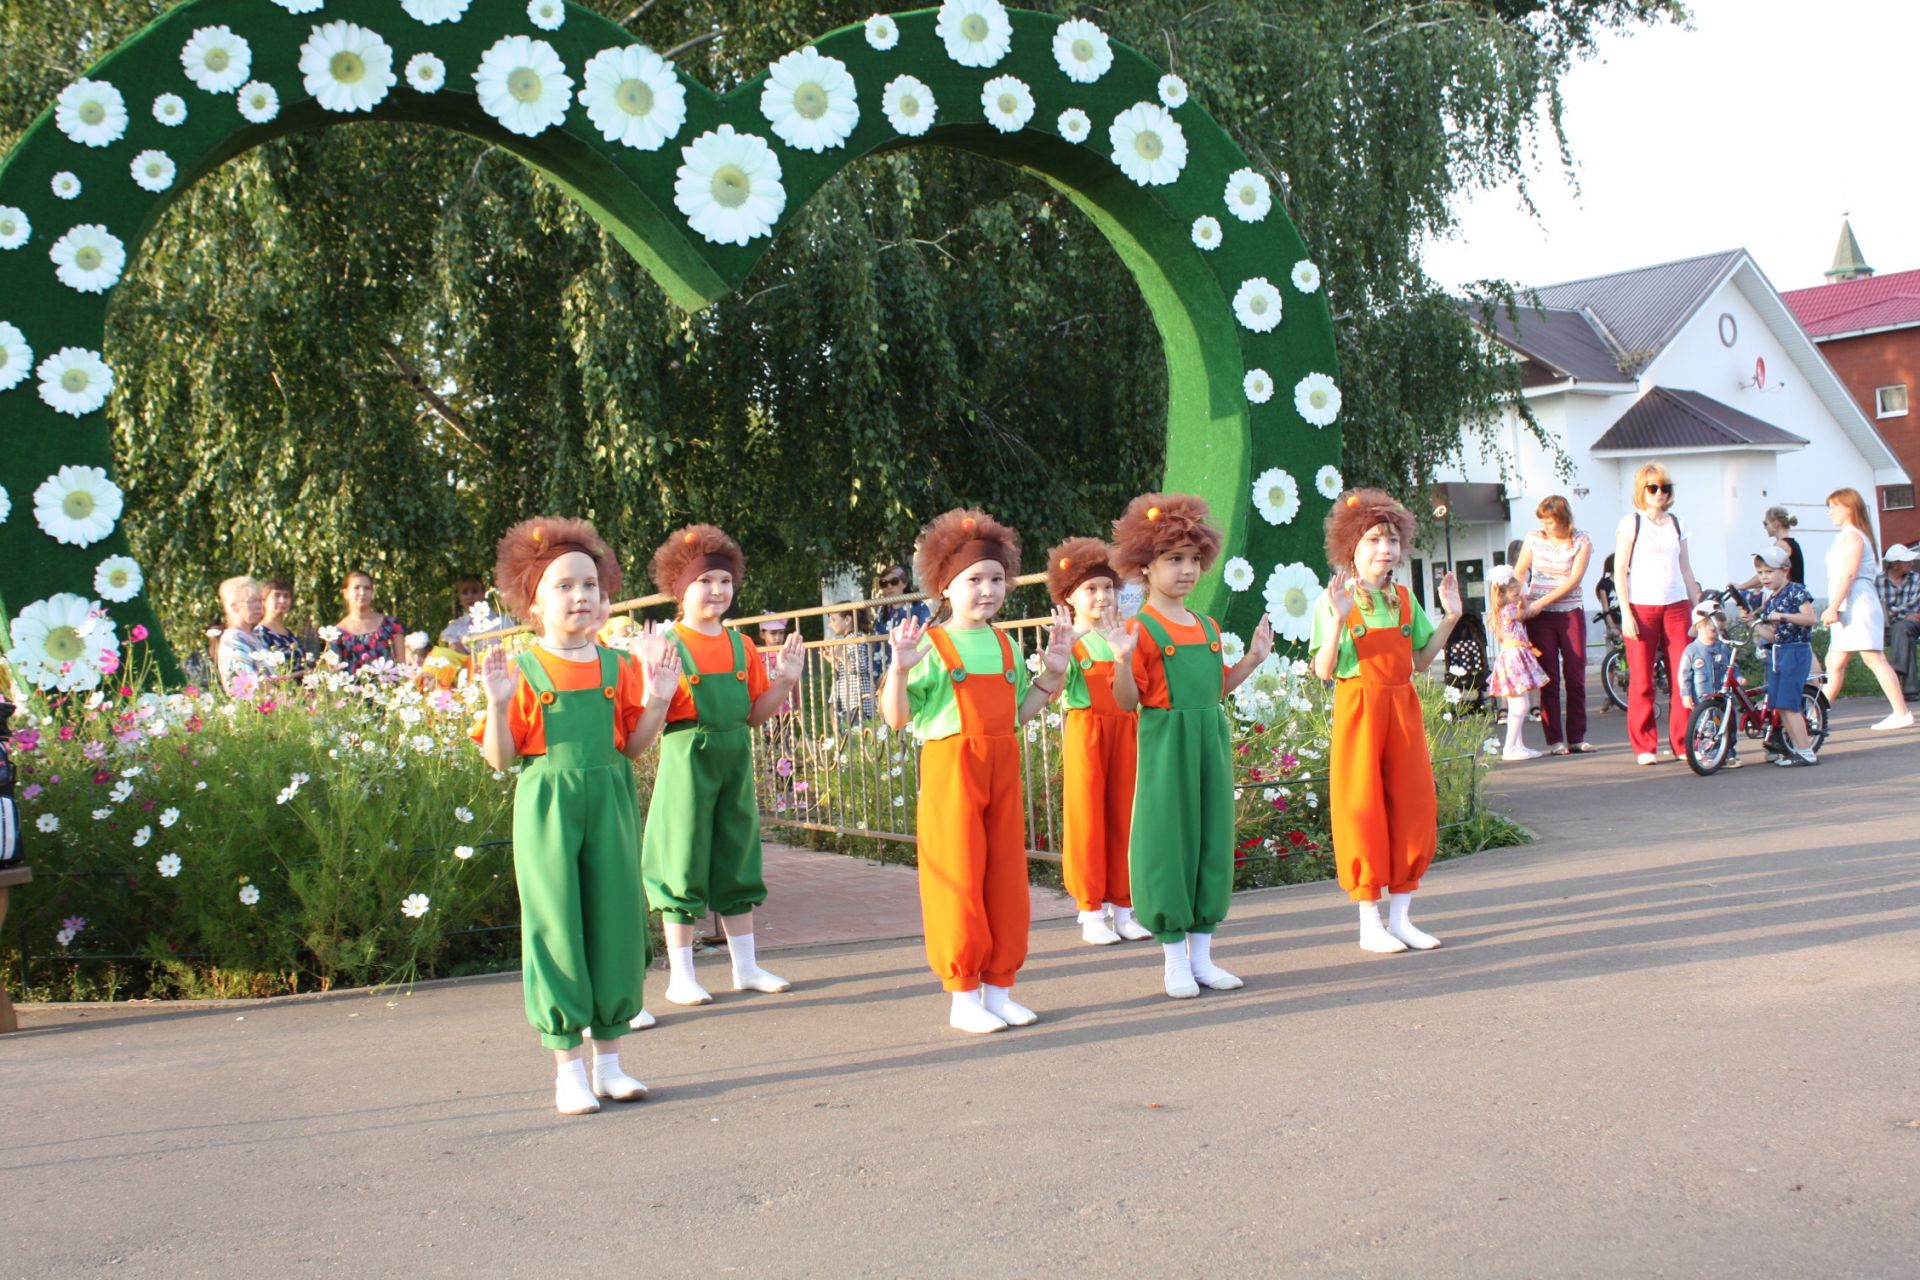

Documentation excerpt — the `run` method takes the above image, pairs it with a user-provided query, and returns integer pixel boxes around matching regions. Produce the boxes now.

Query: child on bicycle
[1680,603,1739,767]
[1744,546,1818,767]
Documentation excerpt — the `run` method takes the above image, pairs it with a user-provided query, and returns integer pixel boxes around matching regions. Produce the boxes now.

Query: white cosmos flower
[1223,556,1255,591]
[238,81,281,123]
[937,0,1012,68]
[1264,561,1322,644]
[1219,631,1246,665]
[1224,167,1272,222]
[55,80,128,147]
[980,75,1034,133]
[6,593,118,693]
[454,844,475,860]
[0,322,31,391]
[1292,259,1321,293]
[0,485,9,524]
[239,884,261,906]
[49,225,127,295]
[401,0,470,22]
[160,808,180,828]
[1158,74,1189,108]
[1243,368,1274,404]
[405,53,447,94]
[760,47,859,153]
[36,348,116,417]
[1191,215,1221,251]
[132,825,153,848]
[527,0,564,30]
[1315,465,1344,499]
[1233,276,1283,332]
[52,173,82,201]
[1295,372,1342,427]
[401,892,431,918]
[581,45,685,151]
[156,853,183,877]
[1252,466,1300,526]
[454,805,475,823]
[674,125,786,246]
[300,21,397,114]
[0,207,28,250]
[865,14,900,50]
[94,554,143,602]
[130,149,177,192]
[38,814,61,833]
[1056,108,1090,143]
[1108,101,1186,186]
[1052,18,1112,83]
[153,94,187,126]
[181,27,252,94]
[272,0,326,12]
[474,35,573,137]
[882,75,936,137]
[34,465,123,545]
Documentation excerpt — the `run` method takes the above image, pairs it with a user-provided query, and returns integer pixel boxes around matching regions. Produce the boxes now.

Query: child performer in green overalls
[643,526,806,1007]
[1111,494,1273,999]
[476,517,681,1116]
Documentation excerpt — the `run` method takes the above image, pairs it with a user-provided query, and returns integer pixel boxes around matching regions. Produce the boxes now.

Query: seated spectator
[255,576,313,675]
[438,574,491,654]
[215,576,270,695]
[1882,544,1920,698]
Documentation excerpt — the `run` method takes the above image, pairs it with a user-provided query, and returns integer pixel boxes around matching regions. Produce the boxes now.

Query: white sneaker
[731,966,792,994]
[1636,752,1658,766]
[1359,911,1408,954]
[1386,920,1442,950]
[1501,746,1543,761]
[555,1068,600,1116]
[627,1009,656,1031]
[949,989,1008,1034]
[664,977,713,1006]
[1870,711,1914,731]
[590,1058,649,1103]
[1079,910,1123,946]
[1163,951,1201,999]
[982,984,1038,1026]
[1112,910,1155,942]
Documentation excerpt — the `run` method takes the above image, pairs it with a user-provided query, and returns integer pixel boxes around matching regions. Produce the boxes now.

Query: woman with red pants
[1612,463,1700,764]
[1514,495,1595,754]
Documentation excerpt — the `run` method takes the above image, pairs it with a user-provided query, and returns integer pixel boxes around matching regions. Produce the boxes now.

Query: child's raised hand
[478,644,516,705]
[773,629,806,682]
[1326,571,1356,620]
[889,616,929,671]
[1246,613,1275,664]
[1439,571,1463,616]
[639,629,683,702]
[1098,602,1137,662]
[1042,607,1076,677]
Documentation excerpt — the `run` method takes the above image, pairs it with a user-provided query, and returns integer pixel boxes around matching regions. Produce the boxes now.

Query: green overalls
[642,627,767,925]
[512,648,648,1050]
[1127,611,1236,944]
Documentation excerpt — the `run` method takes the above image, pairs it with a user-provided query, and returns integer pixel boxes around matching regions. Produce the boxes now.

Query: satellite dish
[1754,356,1767,389]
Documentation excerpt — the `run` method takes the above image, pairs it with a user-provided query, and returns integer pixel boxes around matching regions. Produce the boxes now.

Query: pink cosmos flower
[14,729,39,751]
[130,624,149,642]
[58,726,76,741]
[98,652,122,675]
[83,741,107,761]
[21,784,41,801]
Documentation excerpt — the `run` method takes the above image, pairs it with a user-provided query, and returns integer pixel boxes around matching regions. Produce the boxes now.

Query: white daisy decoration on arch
[1056,108,1090,144]
[94,554,144,603]
[1158,74,1189,108]
[52,173,82,201]
[49,225,127,295]
[674,125,787,246]
[1292,259,1321,293]
[937,0,1012,69]
[1315,465,1343,500]
[981,75,1034,134]
[865,14,900,51]
[0,206,30,250]
[761,47,860,154]
[272,0,326,13]
[882,75,937,137]
[0,322,32,391]
[34,465,124,546]
[1252,466,1300,526]
[238,81,281,123]
[180,26,252,95]
[36,347,114,417]
[1218,631,1246,666]
[401,892,432,919]
[581,46,686,151]
[1052,18,1113,84]
[299,21,397,114]
[1232,276,1283,333]
[55,80,128,148]
[475,35,573,137]
[400,0,470,23]
[527,0,565,32]
[1243,368,1274,404]
[1224,167,1272,222]
[1108,101,1186,186]
[404,53,447,94]
[130,149,176,193]
[1295,372,1342,427]
[5,593,118,693]
[1223,556,1255,592]
[1264,561,1323,645]
[1191,215,1221,251]
[153,93,187,126]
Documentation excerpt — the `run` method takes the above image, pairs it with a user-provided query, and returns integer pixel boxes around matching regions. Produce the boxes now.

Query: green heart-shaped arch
[0,0,1340,687]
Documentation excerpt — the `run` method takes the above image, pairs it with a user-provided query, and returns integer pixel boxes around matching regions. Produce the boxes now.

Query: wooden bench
[0,865,30,1033]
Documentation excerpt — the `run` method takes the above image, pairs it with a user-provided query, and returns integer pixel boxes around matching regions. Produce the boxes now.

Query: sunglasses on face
[880,577,905,588]
[1643,483,1672,495]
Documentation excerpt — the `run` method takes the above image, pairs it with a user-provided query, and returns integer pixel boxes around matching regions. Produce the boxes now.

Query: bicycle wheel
[1802,686,1831,751]
[1603,647,1630,710]
[1686,696,1733,776]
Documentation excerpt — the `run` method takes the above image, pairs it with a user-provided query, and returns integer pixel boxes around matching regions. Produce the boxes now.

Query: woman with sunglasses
[870,564,931,683]
[1613,463,1700,764]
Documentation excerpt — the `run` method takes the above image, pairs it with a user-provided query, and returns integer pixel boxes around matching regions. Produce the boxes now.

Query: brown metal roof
[1529,250,1747,370]
[1478,303,1626,382]
[1591,387,1809,454]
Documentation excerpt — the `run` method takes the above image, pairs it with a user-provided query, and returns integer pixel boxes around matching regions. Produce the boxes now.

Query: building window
[1877,384,1909,418]
[1884,485,1916,512]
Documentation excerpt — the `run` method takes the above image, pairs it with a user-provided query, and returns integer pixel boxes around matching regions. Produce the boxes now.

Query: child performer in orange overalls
[879,510,1075,1034]
[1111,494,1273,999]
[1310,490,1462,953]
[1044,538,1154,947]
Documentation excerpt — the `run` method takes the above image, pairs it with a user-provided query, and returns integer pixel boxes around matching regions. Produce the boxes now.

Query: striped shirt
[1522,529,1590,612]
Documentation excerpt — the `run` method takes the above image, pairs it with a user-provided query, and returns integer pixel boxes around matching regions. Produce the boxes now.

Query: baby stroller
[1444,609,1490,714]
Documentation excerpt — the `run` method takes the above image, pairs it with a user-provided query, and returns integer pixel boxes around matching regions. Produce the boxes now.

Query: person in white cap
[1881,544,1920,698]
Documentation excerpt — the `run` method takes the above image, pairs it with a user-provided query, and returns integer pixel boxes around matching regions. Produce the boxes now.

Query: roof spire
[1825,215,1873,282]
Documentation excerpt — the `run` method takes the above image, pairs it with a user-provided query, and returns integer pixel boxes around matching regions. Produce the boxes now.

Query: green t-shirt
[1308,586,1434,679]
[1062,630,1116,710]
[905,625,1030,741]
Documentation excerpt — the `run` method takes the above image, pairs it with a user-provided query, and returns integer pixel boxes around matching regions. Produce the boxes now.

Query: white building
[1423,249,1910,631]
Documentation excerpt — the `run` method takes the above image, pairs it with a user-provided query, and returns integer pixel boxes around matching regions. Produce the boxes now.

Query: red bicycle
[1684,635,1830,776]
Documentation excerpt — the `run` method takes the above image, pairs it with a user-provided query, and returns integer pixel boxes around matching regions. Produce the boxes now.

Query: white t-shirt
[1616,511,1689,607]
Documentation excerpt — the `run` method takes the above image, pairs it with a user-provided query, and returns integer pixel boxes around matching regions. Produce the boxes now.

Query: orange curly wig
[914,508,1021,595]
[650,524,746,602]
[1110,492,1223,579]
[1044,537,1118,605]
[1323,488,1417,571]
[493,517,623,630]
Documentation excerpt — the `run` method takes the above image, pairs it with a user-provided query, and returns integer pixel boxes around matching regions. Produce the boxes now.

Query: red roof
[1782,267,1920,338]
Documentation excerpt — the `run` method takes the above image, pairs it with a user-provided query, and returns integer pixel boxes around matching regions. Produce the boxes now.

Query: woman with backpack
[1613,463,1701,764]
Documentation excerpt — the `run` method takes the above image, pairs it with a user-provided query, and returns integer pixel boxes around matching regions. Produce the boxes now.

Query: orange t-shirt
[1127,606,1225,710]
[469,646,647,756]
[662,625,770,723]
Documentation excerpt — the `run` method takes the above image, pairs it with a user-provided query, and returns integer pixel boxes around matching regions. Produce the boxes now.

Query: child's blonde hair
[1487,565,1522,609]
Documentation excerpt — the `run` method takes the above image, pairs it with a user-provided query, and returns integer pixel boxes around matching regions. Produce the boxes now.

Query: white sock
[665,944,712,1005]
[1186,931,1244,989]
[1385,892,1441,950]
[590,1050,648,1101]
[728,932,791,992]
[554,1057,598,1115]
[981,983,1038,1026]
[1078,908,1121,945]
[949,987,1007,1034]
[1358,900,1407,953]
[1162,940,1199,998]
[1111,904,1153,940]
[1506,697,1530,752]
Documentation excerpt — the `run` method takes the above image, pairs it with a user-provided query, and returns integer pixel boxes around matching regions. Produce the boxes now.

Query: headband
[520,540,599,605]
[676,551,739,598]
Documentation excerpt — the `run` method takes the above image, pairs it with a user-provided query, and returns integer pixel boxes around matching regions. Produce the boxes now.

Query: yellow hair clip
[1146,506,1161,520]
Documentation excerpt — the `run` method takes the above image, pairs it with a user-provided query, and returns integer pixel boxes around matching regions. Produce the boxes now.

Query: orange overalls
[1061,637,1138,912]
[916,626,1031,992]
[1329,585,1438,901]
